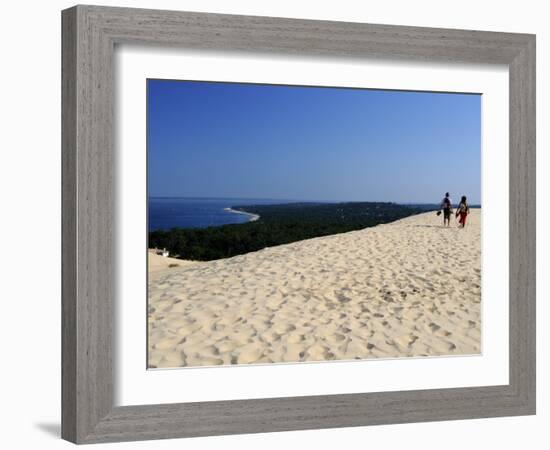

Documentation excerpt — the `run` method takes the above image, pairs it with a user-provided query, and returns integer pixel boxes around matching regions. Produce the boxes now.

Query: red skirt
[458,212,468,225]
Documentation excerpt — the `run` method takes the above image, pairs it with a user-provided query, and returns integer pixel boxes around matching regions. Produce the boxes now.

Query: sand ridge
[148,209,481,368]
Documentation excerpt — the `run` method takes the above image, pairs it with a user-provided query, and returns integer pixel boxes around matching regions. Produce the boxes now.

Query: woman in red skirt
[456,195,470,227]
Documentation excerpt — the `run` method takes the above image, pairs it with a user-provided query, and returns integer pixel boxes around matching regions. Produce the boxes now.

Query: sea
[148,197,290,231]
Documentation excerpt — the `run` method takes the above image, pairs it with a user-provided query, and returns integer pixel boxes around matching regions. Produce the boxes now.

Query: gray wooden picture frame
[61,4,536,444]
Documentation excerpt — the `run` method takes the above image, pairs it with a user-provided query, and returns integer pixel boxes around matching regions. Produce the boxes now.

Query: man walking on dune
[440,192,453,227]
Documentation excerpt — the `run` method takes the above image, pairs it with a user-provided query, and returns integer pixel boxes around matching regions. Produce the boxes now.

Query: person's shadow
[409,224,446,228]
[35,423,60,438]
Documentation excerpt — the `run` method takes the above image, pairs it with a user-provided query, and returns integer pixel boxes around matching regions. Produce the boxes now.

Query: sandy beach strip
[148,209,481,368]
[224,207,260,222]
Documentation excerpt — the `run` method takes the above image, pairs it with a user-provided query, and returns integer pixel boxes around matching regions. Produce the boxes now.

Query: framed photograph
[62,5,536,444]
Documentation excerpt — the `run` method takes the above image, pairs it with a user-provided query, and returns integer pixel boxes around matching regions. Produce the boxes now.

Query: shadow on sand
[409,224,449,229]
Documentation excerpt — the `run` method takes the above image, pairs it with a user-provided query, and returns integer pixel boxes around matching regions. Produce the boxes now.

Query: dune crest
[148,209,481,368]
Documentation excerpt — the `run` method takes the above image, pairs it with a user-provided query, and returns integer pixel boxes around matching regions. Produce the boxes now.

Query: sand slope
[148,209,481,368]
[148,250,200,278]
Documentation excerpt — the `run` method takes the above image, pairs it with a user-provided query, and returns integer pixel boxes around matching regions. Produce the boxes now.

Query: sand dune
[148,250,200,279]
[148,209,481,368]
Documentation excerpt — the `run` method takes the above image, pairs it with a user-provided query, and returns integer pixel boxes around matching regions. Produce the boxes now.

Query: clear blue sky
[147,79,481,204]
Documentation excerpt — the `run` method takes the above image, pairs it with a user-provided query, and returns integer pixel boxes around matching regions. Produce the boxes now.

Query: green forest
[148,202,425,261]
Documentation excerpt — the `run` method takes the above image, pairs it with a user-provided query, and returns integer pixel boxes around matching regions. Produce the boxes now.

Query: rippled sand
[148,209,481,368]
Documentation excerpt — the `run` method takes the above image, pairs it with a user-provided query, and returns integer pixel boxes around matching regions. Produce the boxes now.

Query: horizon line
[148,196,481,205]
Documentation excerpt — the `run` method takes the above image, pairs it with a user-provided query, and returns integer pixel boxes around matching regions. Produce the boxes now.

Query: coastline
[224,207,260,222]
[148,203,428,263]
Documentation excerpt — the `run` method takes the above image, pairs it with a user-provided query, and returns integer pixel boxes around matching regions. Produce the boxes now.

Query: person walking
[440,192,453,227]
[456,195,470,228]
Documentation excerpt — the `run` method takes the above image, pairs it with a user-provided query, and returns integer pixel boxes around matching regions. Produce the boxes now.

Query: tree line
[148,202,423,261]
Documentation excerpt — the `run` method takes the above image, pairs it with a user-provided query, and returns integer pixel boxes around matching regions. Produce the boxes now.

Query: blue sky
[147,80,481,204]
